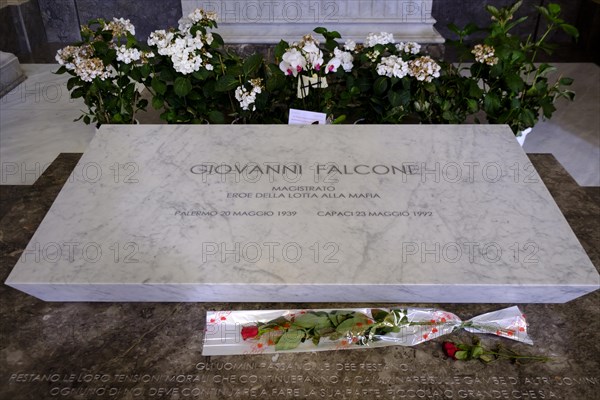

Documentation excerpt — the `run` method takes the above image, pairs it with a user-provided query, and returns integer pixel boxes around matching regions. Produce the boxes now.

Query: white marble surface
[181,0,444,43]
[0,64,95,185]
[523,63,600,187]
[0,51,26,97]
[5,124,599,302]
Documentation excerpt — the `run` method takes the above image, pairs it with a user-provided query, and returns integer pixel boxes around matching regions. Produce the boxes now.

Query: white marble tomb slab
[5,125,599,302]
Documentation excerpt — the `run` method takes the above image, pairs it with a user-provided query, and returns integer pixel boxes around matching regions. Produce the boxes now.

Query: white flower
[56,45,91,70]
[301,39,324,70]
[104,17,135,36]
[74,57,111,82]
[333,48,353,72]
[189,8,217,23]
[178,17,192,33]
[376,55,409,78]
[325,57,341,73]
[115,45,141,64]
[179,8,218,33]
[472,44,498,66]
[235,78,263,111]
[147,28,214,74]
[365,32,395,47]
[366,49,381,62]
[280,48,307,76]
[396,41,421,55]
[344,39,356,52]
[408,56,441,82]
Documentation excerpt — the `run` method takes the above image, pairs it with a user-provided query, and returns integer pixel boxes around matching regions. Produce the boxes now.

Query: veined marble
[181,0,444,43]
[5,124,598,302]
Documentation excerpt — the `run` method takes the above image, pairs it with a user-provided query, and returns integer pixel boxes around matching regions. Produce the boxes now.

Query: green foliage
[447,1,578,133]
[57,19,149,127]
[59,3,576,130]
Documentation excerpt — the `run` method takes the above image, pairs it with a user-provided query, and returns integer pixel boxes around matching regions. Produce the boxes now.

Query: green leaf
[480,354,494,363]
[313,27,327,35]
[152,96,164,110]
[215,75,239,92]
[266,73,286,91]
[447,23,460,35]
[561,90,575,101]
[559,77,574,86]
[151,77,167,95]
[173,77,192,97]
[332,115,346,124]
[160,68,175,82]
[335,315,370,335]
[211,32,224,47]
[243,53,263,77]
[504,73,524,93]
[548,3,561,16]
[506,16,528,33]
[294,313,332,330]
[208,110,224,124]
[388,90,402,107]
[467,99,478,113]
[192,69,212,81]
[373,77,388,96]
[485,5,500,18]
[468,80,483,98]
[540,98,556,118]
[371,309,389,323]
[537,63,557,77]
[471,345,484,359]
[67,77,78,91]
[55,66,67,75]
[484,92,501,113]
[464,23,479,36]
[509,1,524,16]
[455,350,469,360]
[560,23,579,39]
[442,110,455,121]
[275,330,304,351]
[274,40,289,60]
[71,87,85,98]
[139,64,151,78]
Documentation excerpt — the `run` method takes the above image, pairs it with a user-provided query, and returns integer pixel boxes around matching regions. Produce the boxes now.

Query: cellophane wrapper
[202,306,531,356]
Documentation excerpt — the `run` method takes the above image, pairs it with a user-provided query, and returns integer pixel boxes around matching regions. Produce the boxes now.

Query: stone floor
[0,153,598,400]
[0,63,599,186]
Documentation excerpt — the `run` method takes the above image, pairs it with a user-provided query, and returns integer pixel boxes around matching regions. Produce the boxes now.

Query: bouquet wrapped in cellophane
[202,306,531,356]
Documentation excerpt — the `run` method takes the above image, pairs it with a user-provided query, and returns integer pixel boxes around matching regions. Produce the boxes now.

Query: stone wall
[1,0,592,61]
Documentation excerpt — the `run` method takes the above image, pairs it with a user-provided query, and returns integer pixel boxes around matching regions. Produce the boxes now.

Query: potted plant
[142,9,231,124]
[55,18,152,127]
[448,1,578,143]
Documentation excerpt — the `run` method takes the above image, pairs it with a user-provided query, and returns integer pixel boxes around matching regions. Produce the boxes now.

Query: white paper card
[288,108,327,125]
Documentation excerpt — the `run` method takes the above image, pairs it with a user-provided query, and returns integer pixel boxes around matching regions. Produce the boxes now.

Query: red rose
[241,325,259,340]
[443,342,459,360]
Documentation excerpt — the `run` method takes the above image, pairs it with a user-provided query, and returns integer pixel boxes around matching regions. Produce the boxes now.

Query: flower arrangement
[55,17,153,126]
[56,2,577,136]
[447,0,578,134]
[442,338,550,364]
[141,8,228,123]
[202,306,532,356]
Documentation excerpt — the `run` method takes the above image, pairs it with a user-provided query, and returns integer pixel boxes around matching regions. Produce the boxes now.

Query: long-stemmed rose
[442,338,550,364]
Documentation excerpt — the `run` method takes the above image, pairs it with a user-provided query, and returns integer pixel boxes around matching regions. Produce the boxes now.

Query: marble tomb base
[5,125,599,302]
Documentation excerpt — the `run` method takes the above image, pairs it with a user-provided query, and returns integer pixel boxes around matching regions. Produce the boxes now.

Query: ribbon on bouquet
[202,306,532,356]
